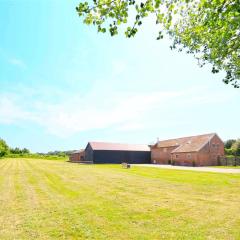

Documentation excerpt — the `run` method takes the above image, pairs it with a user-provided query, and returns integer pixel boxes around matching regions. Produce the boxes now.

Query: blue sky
[0,0,239,152]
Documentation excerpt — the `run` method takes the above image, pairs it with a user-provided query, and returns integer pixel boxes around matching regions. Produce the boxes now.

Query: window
[175,154,178,159]
[212,143,219,150]
[187,153,191,159]
[212,143,220,148]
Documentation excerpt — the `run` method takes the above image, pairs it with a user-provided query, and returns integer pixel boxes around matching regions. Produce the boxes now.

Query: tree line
[1,137,239,158]
[0,138,77,158]
[0,138,30,157]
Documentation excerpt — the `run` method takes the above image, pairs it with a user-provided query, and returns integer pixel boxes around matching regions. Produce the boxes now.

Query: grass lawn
[211,166,240,169]
[0,158,240,239]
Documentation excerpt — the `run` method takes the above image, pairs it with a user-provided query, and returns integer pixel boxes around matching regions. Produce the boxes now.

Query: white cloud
[31,90,182,137]
[0,90,181,137]
[0,96,30,124]
[8,58,26,69]
[0,86,235,138]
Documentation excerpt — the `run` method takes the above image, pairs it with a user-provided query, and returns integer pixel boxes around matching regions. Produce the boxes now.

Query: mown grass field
[0,158,240,240]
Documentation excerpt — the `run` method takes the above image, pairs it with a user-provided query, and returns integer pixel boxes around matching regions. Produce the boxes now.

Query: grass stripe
[0,158,239,239]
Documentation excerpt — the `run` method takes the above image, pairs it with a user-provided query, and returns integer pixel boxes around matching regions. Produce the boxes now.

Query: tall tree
[231,139,240,156]
[0,139,9,157]
[224,139,236,149]
[76,0,240,88]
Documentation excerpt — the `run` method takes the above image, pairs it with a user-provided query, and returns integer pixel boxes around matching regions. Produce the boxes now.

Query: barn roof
[88,142,150,151]
[71,149,84,154]
[155,133,216,153]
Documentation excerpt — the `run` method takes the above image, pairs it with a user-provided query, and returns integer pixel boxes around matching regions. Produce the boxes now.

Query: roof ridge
[88,141,150,151]
[157,133,215,143]
[89,141,148,146]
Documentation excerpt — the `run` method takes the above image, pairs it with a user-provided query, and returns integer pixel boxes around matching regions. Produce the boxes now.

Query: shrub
[225,148,232,156]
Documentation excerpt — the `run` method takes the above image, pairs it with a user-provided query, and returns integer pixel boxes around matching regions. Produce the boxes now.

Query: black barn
[85,142,151,164]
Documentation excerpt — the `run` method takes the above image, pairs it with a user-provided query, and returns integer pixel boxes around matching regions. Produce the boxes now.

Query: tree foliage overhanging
[76,0,240,88]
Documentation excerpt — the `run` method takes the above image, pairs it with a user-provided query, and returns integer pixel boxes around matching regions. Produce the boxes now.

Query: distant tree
[22,148,30,154]
[57,152,67,157]
[10,147,30,154]
[231,139,240,156]
[11,147,22,154]
[10,147,21,154]
[0,139,9,157]
[76,0,240,87]
[47,150,74,156]
[224,139,236,149]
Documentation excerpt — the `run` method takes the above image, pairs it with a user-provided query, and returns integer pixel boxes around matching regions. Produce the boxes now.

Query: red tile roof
[155,133,216,153]
[72,149,84,154]
[88,142,150,151]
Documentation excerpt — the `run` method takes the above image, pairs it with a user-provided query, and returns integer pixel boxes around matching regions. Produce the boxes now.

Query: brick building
[151,133,224,166]
[69,150,85,162]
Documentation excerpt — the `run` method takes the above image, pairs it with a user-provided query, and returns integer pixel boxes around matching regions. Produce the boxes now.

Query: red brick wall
[151,146,178,164]
[171,152,198,166]
[69,153,80,161]
[197,134,224,166]
[69,151,85,161]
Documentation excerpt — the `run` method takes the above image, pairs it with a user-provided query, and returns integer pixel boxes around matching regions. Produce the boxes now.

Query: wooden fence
[218,156,240,166]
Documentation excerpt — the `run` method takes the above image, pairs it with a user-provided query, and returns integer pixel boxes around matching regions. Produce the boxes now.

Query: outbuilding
[69,149,85,163]
[84,142,151,164]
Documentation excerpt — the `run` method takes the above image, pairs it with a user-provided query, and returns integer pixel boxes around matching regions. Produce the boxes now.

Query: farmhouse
[84,142,151,164]
[151,133,224,166]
